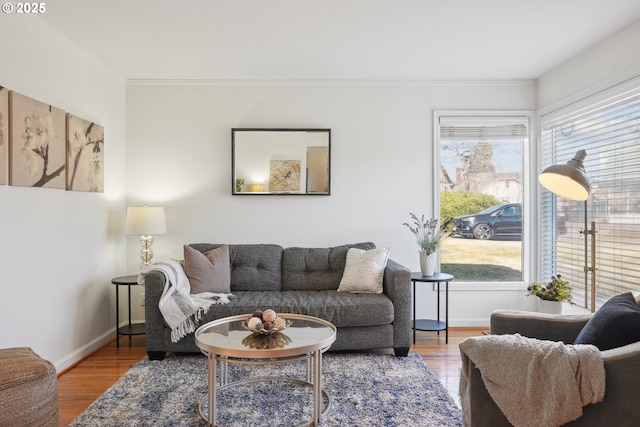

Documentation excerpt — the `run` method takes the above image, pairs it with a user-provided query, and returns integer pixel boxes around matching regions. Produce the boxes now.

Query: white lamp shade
[125,206,167,235]
[538,150,591,201]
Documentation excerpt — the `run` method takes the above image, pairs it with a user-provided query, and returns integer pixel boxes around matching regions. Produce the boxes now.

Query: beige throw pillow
[183,244,231,294]
[337,247,390,294]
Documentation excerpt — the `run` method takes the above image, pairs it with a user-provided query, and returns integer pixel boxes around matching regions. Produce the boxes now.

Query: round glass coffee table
[194,313,337,427]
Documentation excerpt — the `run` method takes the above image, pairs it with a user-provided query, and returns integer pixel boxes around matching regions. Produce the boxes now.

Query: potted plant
[235,178,245,192]
[403,213,450,276]
[527,275,574,314]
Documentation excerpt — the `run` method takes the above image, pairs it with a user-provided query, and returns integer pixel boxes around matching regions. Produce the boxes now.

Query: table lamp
[125,206,167,267]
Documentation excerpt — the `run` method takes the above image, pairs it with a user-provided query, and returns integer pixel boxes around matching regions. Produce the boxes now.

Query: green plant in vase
[403,213,451,275]
[235,178,245,192]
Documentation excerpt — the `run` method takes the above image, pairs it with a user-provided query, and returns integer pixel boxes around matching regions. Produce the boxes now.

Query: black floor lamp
[538,149,597,312]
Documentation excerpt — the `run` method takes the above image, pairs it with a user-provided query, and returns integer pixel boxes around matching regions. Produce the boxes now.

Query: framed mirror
[232,128,331,195]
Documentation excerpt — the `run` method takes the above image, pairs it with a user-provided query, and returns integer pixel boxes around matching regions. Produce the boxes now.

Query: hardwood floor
[57,335,148,426]
[413,327,487,404]
[56,327,486,426]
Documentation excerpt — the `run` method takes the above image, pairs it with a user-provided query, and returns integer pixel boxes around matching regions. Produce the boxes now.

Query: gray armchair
[459,309,640,427]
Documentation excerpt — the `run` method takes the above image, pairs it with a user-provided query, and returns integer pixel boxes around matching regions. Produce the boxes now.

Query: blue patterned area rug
[70,352,462,426]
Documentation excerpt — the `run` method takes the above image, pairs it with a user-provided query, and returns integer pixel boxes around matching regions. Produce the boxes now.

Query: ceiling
[38,0,640,82]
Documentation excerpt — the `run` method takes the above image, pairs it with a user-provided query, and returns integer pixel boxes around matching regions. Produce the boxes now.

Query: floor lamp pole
[582,200,597,313]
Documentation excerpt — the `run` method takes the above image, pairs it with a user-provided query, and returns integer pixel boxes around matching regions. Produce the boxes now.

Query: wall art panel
[9,91,66,189]
[0,86,7,185]
[66,114,104,192]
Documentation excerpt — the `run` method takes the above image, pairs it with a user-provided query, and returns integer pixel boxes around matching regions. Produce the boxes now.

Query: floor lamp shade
[538,149,591,201]
[125,206,167,266]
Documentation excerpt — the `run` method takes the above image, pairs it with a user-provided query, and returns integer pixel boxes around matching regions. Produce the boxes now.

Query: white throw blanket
[459,334,605,427]
[138,260,234,343]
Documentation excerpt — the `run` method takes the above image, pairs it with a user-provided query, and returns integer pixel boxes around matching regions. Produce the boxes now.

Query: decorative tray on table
[241,308,292,335]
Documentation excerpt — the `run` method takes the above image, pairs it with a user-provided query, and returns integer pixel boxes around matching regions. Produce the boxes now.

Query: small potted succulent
[403,213,450,276]
[527,275,574,313]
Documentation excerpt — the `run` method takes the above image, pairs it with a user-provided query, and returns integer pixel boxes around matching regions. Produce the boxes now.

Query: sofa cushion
[574,292,640,350]
[189,244,283,291]
[198,290,394,328]
[282,242,376,291]
[337,247,390,294]
[183,244,231,294]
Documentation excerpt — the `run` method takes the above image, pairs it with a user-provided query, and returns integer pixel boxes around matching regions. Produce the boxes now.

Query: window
[435,112,531,282]
[540,77,640,306]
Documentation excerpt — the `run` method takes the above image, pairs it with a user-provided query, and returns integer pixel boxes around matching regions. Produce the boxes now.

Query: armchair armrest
[459,339,640,427]
[567,340,640,426]
[490,309,592,343]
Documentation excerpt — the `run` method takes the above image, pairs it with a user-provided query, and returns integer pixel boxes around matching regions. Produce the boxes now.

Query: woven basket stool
[0,347,58,427]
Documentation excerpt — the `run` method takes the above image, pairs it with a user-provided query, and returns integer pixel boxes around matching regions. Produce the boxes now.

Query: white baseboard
[447,319,491,328]
[54,328,116,374]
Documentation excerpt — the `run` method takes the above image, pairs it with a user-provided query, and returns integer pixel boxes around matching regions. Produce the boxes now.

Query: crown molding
[126,78,536,87]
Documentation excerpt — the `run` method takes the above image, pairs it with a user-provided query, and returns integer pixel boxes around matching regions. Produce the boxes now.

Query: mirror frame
[232,128,331,196]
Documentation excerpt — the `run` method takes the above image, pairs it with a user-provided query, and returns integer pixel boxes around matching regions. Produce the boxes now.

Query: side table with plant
[403,213,450,276]
[527,274,574,314]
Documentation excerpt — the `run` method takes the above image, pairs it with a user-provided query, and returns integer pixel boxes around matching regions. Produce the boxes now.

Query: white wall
[538,19,640,109]
[0,18,127,371]
[126,81,536,326]
[127,14,640,325]
[3,16,638,369]
[532,19,640,317]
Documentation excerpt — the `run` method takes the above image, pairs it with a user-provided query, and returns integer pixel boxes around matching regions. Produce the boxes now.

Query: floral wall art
[0,87,7,185]
[9,91,66,189]
[0,87,104,193]
[67,114,104,192]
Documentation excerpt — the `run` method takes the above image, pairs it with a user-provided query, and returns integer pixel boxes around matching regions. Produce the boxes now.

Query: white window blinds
[439,116,528,140]
[540,77,640,305]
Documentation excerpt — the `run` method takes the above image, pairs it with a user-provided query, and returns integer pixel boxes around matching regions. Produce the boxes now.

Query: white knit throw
[460,333,605,427]
[138,260,233,343]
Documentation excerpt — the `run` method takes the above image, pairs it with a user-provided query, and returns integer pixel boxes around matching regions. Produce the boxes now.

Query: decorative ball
[262,309,277,322]
[252,309,263,319]
[263,321,274,330]
[273,317,286,330]
[247,317,263,330]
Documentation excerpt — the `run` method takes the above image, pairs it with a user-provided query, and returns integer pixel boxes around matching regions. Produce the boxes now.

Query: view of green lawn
[440,236,522,281]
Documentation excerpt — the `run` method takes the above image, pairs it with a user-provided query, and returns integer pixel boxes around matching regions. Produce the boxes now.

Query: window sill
[447,282,527,291]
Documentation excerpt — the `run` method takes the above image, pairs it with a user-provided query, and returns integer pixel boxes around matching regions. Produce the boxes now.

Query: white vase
[419,252,436,276]
[537,299,562,314]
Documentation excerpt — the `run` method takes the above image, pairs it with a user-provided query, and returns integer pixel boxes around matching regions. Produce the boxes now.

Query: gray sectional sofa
[144,242,412,360]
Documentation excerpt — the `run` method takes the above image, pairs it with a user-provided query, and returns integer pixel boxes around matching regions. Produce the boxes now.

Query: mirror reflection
[232,128,331,195]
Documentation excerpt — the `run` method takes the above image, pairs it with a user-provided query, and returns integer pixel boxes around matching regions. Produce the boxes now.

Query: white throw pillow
[337,247,390,294]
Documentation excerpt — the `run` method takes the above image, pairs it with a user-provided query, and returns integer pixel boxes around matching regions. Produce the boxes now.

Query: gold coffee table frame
[194,313,337,427]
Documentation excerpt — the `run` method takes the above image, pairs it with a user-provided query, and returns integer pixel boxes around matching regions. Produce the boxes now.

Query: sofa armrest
[143,271,168,349]
[383,259,412,351]
[490,309,592,343]
[383,259,411,312]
